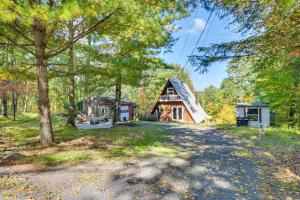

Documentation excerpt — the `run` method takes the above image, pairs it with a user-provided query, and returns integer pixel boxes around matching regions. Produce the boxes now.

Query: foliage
[254,54,300,126]
[216,104,235,124]
[190,0,300,127]
[197,85,222,118]
[198,60,255,121]
[0,0,196,144]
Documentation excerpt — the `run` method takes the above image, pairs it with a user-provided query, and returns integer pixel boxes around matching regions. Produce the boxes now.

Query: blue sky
[160,7,241,91]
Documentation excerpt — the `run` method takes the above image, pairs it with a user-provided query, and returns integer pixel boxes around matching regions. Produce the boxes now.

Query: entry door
[119,106,129,121]
[172,107,183,121]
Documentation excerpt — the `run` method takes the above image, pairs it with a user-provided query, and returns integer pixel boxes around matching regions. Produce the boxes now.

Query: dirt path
[0,124,278,199]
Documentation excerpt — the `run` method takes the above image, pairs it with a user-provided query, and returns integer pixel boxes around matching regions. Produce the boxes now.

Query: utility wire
[200,11,217,47]
[176,5,201,64]
[184,7,215,67]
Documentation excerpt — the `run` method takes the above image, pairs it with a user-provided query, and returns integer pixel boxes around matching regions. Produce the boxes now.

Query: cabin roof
[236,102,269,107]
[168,80,209,123]
[84,96,135,104]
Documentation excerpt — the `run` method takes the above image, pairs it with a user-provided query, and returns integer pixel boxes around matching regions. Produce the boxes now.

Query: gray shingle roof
[236,102,269,107]
[86,96,135,104]
[169,80,209,123]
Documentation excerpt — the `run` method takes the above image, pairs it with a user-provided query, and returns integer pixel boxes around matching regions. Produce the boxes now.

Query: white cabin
[236,102,270,127]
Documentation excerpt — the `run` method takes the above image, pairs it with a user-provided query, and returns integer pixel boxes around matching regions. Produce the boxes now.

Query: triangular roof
[152,79,210,123]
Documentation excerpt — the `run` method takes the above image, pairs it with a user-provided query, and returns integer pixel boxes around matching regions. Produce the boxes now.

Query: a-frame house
[151,79,209,123]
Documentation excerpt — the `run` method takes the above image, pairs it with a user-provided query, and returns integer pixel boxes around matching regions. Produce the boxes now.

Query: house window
[178,107,182,120]
[100,107,109,115]
[167,87,174,95]
[159,107,164,114]
[172,107,177,120]
[247,108,258,121]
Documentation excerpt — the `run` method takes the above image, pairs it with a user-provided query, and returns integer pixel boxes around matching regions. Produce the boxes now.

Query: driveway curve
[1,124,271,200]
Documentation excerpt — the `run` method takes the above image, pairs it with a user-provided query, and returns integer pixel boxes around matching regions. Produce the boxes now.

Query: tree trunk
[11,91,18,112]
[28,97,33,112]
[11,92,14,112]
[288,84,298,127]
[1,95,8,118]
[66,21,76,127]
[12,91,17,121]
[24,82,29,112]
[33,21,54,146]
[113,75,122,124]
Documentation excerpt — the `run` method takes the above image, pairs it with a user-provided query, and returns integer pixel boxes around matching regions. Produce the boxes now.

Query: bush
[217,104,236,124]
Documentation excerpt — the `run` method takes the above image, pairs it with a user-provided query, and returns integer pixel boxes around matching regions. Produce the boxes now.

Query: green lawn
[0,113,169,165]
[217,124,300,155]
[216,125,300,197]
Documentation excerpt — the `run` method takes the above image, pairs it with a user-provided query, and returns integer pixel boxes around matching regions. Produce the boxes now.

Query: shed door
[119,106,129,121]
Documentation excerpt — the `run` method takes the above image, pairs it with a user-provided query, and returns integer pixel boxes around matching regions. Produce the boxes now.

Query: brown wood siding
[161,82,178,95]
[156,102,195,123]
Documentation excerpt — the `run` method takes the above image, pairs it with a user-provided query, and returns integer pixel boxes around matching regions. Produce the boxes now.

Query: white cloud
[165,24,179,33]
[187,18,206,34]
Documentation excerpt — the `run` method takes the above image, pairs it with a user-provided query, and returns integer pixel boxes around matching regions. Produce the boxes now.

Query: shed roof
[84,96,135,104]
[236,102,269,107]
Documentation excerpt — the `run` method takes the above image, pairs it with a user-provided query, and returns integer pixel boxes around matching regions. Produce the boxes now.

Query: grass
[25,151,92,165]
[217,124,300,154]
[0,113,169,165]
[217,124,300,198]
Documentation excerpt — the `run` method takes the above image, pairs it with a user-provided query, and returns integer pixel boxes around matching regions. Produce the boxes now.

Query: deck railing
[159,95,181,101]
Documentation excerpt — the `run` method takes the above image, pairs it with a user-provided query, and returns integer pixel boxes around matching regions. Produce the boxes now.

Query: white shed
[236,102,270,127]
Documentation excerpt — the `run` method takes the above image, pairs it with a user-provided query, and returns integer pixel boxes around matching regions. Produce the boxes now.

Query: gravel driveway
[1,124,269,199]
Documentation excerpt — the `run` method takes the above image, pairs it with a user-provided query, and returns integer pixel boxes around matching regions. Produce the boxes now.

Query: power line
[184,7,215,67]
[176,5,201,64]
[200,11,217,47]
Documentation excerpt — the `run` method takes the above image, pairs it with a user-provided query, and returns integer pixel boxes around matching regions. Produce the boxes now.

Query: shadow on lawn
[106,127,266,200]
[1,124,294,199]
[1,117,168,166]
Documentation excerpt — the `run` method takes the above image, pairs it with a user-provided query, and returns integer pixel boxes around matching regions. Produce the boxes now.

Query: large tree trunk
[33,21,54,146]
[66,21,76,127]
[113,75,122,124]
[1,95,8,118]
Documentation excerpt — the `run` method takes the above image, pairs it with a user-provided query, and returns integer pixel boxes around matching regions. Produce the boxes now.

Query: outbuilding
[236,102,270,127]
[77,96,137,122]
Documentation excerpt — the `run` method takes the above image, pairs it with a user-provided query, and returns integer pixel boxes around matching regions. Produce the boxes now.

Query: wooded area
[0,1,299,199]
[193,0,299,127]
[0,0,195,146]
[0,0,299,147]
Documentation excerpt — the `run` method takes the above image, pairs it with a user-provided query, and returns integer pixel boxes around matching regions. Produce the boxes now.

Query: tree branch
[0,33,35,55]
[46,9,119,59]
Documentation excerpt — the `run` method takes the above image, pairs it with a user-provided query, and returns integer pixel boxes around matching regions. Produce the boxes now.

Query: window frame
[159,106,164,113]
[100,106,109,115]
[246,108,259,121]
[167,87,174,95]
[172,106,183,121]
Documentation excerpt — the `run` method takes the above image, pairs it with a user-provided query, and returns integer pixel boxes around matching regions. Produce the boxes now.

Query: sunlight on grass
[0,113,170,165]
[0,112,38,127]
[217,124,300,154]
[140,143,192,159]
[26,151,92,165]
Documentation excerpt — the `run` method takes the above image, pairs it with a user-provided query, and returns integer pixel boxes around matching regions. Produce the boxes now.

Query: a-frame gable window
[167,87,174,95]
